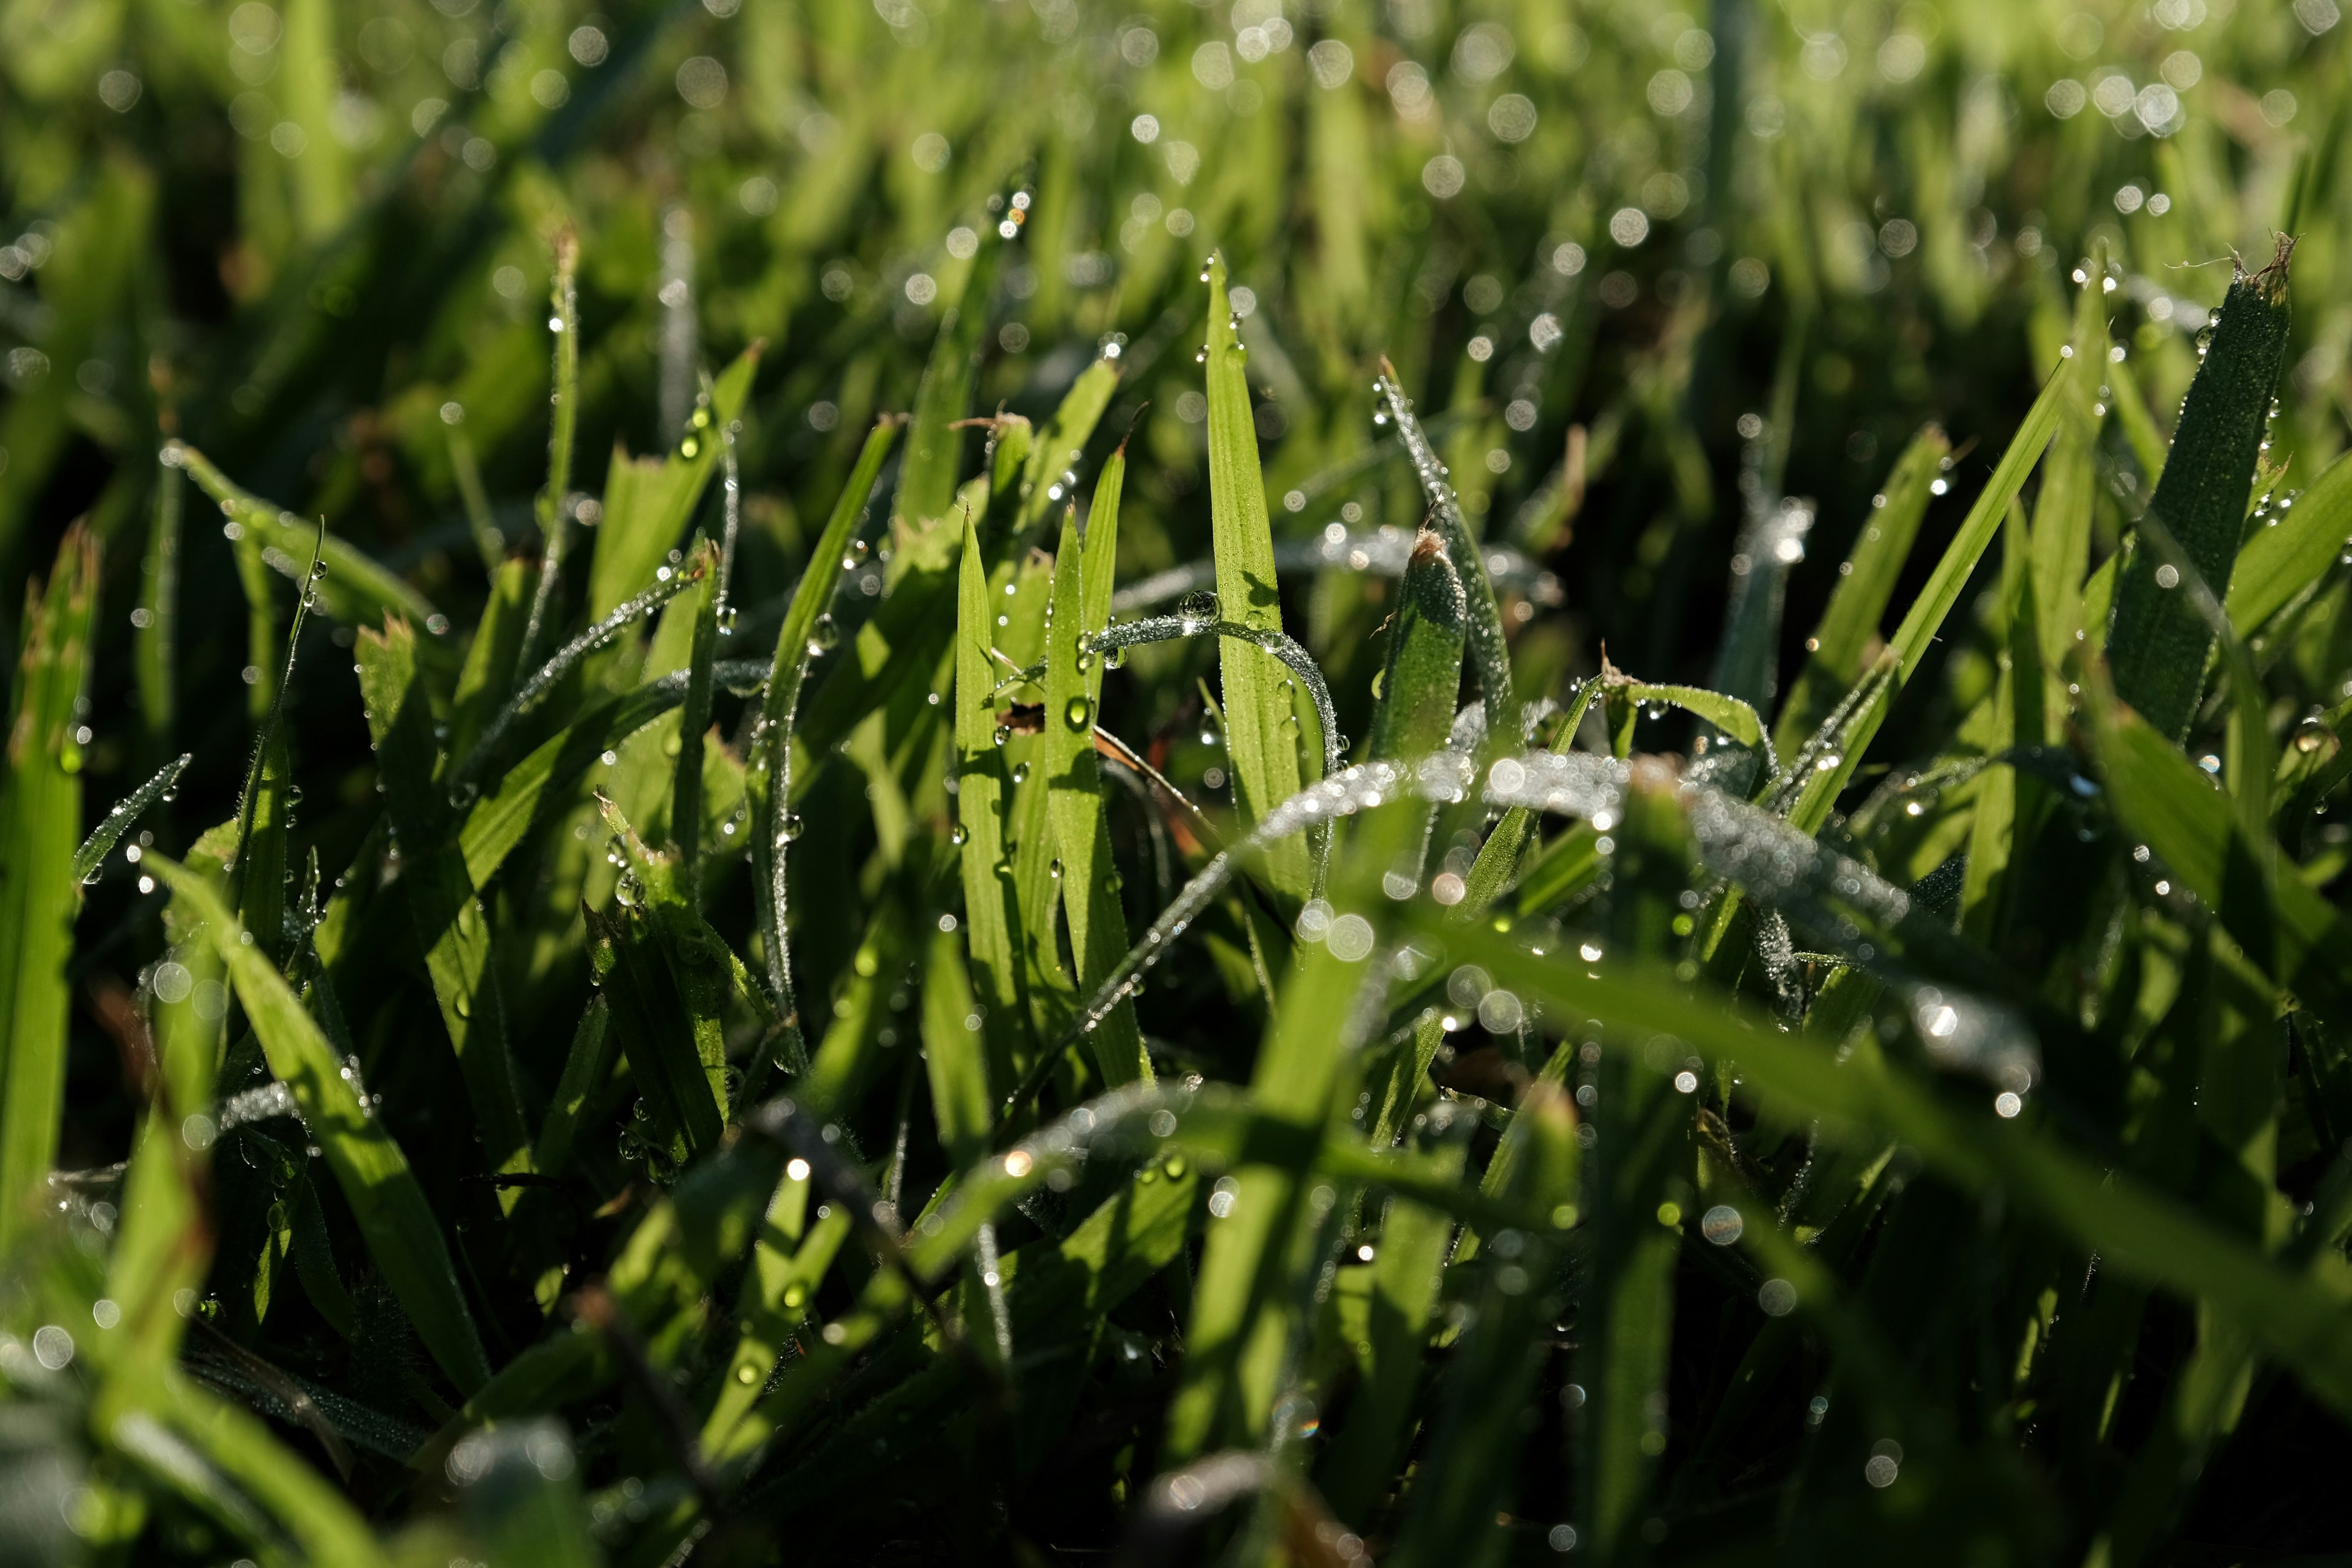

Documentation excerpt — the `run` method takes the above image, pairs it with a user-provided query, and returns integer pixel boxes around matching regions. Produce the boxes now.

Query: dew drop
[808,612,839,653]
[1064,696,1093,729]
[951,823,970,845]
[1011,761,1031,785]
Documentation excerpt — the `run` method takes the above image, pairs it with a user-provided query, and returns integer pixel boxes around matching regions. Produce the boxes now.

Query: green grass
[6,0,2352,1564]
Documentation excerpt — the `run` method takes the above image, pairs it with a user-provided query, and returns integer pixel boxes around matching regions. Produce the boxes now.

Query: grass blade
[0,526,95,1248]
[1205,252,1311,895]
[73,753,191,886]
[1047,476,1150,1086]
[136,447,182,759]
[2227,447,2352,636]
[1365,529,1468,763]
[149,857,491,1393]
[1782,362,2072,832]
[165,442,439,633]
[356,620,535,1191]
[1375,361,1519,742]
[586,344,760,622]
[1773,424,1949,754]
[2108,238,2295,740]
[957,509,1032,1080]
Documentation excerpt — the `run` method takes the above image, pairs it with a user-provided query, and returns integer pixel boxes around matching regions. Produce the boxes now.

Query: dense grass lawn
[4,1,2352,1563]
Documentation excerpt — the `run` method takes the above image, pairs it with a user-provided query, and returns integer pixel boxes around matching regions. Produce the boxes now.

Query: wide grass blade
[2108,238,2295,740]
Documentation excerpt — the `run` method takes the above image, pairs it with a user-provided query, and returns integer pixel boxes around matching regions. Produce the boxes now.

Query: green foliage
[9,1,2352,1564]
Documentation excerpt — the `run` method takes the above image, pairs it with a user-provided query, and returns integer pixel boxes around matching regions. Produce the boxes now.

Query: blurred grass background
[4,0,2345,807]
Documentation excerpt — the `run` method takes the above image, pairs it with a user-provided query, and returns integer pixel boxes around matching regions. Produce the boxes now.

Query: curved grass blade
[163,441,438,630]
[74,752,191,886]
[149,856,492,1393]
[2108,238,2294,740]
[98,1369,391,1568]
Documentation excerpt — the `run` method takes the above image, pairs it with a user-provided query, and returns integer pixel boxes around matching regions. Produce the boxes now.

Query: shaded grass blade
[149,857,492,1393]
[2108,239,2294,740]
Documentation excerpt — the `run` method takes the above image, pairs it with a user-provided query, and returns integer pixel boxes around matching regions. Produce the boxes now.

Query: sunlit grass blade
[2082,664,2350,1025]
[1773,424,1949,754]
[956,509,1033,1085]
[1013,357,1120,542]
[1365,529,1467,763]
[2108,238,2295,740]
[2028,267,2111,674]
[104,927,225,1366]
[671,537,721,903]
[1164,935,1364,1460]
[585,343,760,623]
[1782,361,2072,832]
[97,1368,391,1568]
[1205,252,1311,895]
[1047,476,1149,1086]
[149,857,492,1393]
[0,525,95,1248]
[2227,447,2352,636]
[165,442,439,633]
